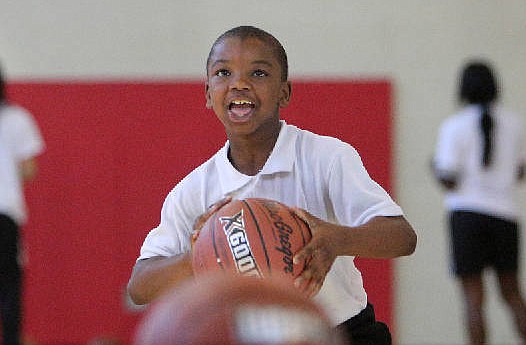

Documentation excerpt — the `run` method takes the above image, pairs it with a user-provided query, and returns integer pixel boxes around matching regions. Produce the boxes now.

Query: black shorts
[449,210,519,276]
[336,303,391,345]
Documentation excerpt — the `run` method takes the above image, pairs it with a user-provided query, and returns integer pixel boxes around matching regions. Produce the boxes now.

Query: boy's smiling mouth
[228,100,255,121]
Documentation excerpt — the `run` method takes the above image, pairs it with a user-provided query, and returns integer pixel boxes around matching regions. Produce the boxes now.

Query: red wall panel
[7,79,393,344]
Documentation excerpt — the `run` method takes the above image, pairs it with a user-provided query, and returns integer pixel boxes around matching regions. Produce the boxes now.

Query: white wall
[2,1,526,343]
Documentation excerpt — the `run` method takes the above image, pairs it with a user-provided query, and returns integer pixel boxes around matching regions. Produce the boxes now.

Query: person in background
[433,60,526,344]
[0,63,45,345]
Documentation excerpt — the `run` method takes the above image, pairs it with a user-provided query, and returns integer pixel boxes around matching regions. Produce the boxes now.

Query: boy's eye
[215,69,230,77]
[253,69,268,77]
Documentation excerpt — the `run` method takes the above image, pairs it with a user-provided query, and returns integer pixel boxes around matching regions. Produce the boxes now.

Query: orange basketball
[192,198,312,284]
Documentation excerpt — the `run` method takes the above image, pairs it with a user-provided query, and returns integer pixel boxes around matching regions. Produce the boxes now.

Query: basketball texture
[192,198,312,283]
[134,273,343,345]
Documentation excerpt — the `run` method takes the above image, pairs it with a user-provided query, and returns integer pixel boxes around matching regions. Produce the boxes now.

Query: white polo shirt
[0,103,45,224]
[139,120,403,325]
[434,104,526,220]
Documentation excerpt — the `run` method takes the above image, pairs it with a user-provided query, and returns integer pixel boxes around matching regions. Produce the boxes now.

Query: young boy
[128,26,416,345]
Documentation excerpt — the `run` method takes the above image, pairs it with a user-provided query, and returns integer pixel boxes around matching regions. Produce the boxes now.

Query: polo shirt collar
[216,120,296,194]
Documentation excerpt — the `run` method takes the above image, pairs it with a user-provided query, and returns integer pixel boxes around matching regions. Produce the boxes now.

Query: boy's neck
[227,128,280,176]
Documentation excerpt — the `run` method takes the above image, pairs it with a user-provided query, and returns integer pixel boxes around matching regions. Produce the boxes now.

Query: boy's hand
[191,196,232,247]
[292,207,340,298]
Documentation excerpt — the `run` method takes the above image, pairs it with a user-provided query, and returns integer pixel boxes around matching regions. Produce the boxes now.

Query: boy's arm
[292,210,416,298]
[430,158,458,190]
[127,254,193,305]
[127,197,231,305]
[332,215,416,258]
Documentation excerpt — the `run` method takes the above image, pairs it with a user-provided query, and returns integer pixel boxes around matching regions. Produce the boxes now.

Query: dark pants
[336,303,392,345]
[0,214,22,345]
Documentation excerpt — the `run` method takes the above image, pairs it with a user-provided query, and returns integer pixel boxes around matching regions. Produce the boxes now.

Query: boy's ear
[279,81,292,108]
[205,82,212,109]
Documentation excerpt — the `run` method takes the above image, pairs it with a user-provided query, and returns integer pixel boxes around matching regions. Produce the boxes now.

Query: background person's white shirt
[0,103,45,224]
[434,104,526,220]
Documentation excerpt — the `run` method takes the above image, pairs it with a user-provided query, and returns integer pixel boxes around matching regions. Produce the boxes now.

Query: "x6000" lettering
[220,210,262,277]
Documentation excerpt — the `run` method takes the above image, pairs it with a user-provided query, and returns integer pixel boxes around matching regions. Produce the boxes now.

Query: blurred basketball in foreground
[192,198,311,284]
[134,273,344,345]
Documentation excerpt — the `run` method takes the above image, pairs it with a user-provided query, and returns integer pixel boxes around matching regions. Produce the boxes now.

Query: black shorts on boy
[336,303,392,345]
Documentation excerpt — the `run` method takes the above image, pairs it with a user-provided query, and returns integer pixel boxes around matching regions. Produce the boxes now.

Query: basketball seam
[243,199,272,274]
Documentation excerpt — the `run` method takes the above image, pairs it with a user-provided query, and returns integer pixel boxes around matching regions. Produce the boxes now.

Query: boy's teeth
[229,100,255,111]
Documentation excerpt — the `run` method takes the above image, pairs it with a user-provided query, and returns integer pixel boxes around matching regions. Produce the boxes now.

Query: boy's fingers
[209,196,232,212]
[294,273,322,299]
[193,196,233,231]
[293,244,314,265]
[192,196,233,247]
[291,207,311,226]
[292,207,323,236]
[294,268,312,289]
[304,280,322,298]
[190,229,201,248]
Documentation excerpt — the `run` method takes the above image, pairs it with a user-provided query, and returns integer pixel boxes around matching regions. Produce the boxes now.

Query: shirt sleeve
[137,172,209,260]
[138,188,195,260]
[328,143,403,227]
[7,107,45,161]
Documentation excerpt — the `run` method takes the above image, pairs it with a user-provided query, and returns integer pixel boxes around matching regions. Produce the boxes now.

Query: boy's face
[205,37,291,137]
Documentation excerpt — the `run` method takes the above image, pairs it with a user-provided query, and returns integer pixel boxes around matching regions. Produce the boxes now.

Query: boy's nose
[230,74,250,90]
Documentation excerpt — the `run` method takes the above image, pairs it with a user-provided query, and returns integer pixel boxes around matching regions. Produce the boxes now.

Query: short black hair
[459,60,499,105]
[206,26,289,81]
